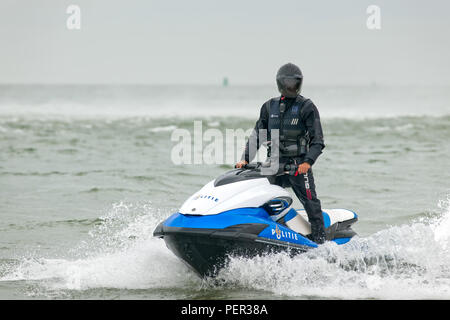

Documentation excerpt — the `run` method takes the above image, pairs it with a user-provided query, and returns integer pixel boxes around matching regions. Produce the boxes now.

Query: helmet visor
[278,77,301,93]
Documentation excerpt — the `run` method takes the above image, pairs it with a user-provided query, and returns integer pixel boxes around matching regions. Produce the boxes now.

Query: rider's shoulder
[264,96,281,105]
[296,94,311,103]
[259,96,280,115]
[297,95,317,107]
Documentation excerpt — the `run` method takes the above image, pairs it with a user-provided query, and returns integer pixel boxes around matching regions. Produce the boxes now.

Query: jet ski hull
[152,207,354,277]
[153,222,310,277]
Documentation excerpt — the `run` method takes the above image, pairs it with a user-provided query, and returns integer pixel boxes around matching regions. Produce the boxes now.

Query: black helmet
[276,63,303,98]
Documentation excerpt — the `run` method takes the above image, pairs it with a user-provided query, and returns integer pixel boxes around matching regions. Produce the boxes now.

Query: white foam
[2,199,450,299]
[0,202,198,293]
[12,240,188,291]
[214,199,450,299]
[432,197,450,249]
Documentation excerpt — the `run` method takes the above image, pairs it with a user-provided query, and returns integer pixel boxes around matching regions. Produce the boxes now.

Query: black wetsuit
[241,95,326,243]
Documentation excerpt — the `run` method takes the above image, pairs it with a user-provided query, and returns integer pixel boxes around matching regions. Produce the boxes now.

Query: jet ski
[153,162,358,277]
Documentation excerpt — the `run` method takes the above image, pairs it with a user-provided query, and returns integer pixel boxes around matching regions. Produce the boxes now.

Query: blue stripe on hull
[163,208,352,248]
[332,237,351,245]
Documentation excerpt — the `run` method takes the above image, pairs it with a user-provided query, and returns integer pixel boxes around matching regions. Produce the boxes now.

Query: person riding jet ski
[236,63,327,244]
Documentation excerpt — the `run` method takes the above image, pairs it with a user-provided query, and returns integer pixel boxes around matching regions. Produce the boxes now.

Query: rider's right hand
[235,160,248,168]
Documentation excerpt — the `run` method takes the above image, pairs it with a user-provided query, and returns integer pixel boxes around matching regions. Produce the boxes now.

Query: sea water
[0,84,449,299]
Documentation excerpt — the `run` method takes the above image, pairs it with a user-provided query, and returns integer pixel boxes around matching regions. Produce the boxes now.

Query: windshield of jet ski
[214,163,266,187]
[214,162,293,187]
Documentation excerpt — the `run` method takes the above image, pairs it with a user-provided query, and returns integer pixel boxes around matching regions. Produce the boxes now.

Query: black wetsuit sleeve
[241,102,270,162]
[301,101,325,165]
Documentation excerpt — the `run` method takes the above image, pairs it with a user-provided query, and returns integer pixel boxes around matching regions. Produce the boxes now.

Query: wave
[215,198,450,299]
[148,125,178,133]
[0,219,102,232]
[1,84,450,123]
[1,198,450,299]
[0,202,198,294]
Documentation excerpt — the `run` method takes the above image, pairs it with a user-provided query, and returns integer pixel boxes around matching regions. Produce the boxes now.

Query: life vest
[267,95,311,157]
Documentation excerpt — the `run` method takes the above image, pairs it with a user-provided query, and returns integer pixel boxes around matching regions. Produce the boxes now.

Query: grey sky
[0,0,449,85]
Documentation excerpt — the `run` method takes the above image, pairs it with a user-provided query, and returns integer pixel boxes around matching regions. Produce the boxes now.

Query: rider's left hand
[297,162,311,174]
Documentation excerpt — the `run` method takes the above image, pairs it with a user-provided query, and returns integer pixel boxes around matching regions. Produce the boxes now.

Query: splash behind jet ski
[153,163,358,277]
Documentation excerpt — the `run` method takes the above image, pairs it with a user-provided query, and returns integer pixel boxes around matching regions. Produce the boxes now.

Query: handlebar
[283,164,299,176]
[235,162,300,176]
[233,162,262,170]
[243,162,260,170]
